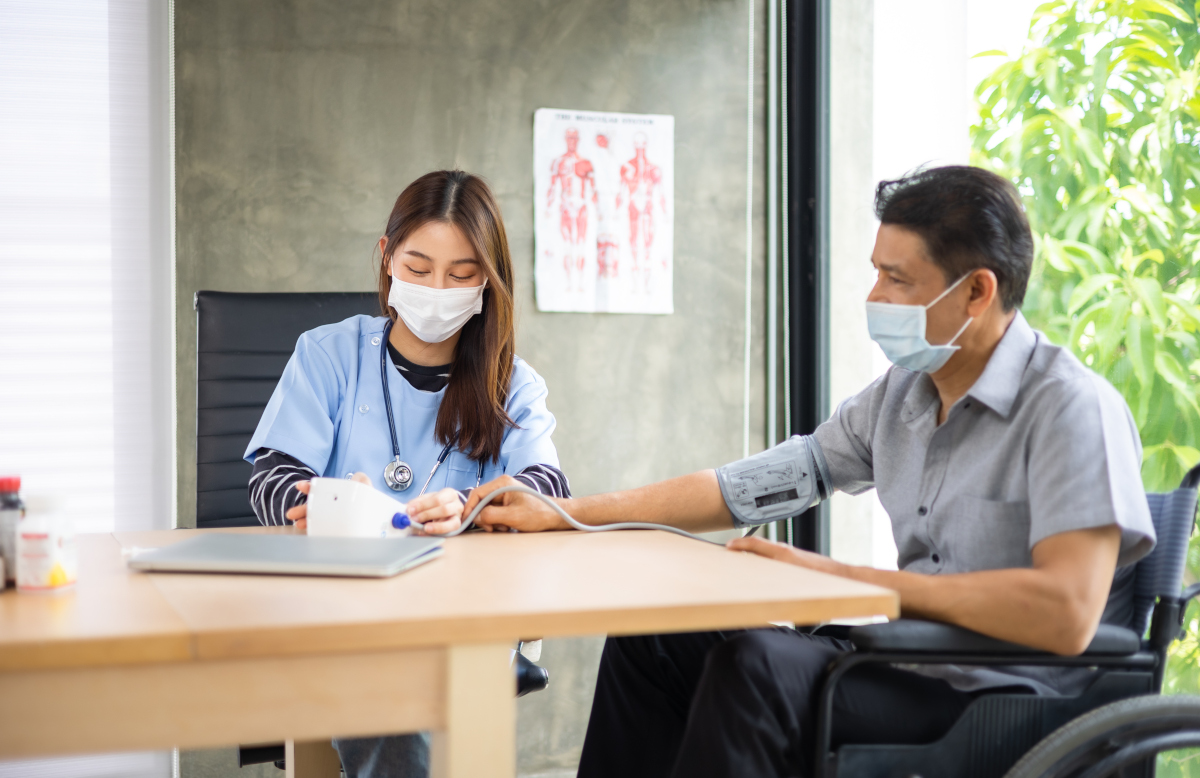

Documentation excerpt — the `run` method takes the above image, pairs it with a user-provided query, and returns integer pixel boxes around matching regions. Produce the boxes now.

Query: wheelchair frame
[814,590,1200,778]
[813,483,1200,778]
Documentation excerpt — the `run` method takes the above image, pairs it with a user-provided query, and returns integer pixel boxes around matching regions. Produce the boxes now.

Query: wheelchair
[812,464,1200,778]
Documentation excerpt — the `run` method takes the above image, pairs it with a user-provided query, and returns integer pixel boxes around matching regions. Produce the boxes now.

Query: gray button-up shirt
[812,312,1155,694]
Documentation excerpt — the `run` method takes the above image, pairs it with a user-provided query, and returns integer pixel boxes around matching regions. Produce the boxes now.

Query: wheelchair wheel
[1003,694,1200,778]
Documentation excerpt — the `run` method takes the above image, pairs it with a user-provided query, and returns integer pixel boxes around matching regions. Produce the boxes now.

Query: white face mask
[388,274,487,344]
[865,274,973,373]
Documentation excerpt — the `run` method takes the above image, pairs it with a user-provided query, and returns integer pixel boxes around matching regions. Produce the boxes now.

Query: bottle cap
[0,477,19,493]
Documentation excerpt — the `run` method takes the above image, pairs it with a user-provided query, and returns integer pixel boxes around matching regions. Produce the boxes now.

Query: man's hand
[466,475,570,533]
[285,472,373,531]
[726,536,849,577]
[461,469,733,535]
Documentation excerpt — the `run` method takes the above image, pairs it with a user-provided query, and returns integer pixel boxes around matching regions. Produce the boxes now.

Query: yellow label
[47,562,70,587]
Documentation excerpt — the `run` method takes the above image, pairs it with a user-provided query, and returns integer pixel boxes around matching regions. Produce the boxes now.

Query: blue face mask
[865,274,973,373]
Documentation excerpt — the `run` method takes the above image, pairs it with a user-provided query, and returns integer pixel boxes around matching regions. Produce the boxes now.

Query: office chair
[195,291,381,528]
[811,463,1200,778]
[194,291,548,770]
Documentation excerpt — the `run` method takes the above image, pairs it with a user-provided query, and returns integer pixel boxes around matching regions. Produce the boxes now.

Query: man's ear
[966,269,999,317]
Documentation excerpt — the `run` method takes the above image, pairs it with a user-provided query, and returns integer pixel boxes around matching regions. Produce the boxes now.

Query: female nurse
[242,169,570,777]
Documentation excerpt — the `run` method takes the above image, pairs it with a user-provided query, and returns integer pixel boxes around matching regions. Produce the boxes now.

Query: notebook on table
[126,533,444,578]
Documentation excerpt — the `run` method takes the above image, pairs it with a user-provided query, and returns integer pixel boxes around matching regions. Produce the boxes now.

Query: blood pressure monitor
[715,435,829,526]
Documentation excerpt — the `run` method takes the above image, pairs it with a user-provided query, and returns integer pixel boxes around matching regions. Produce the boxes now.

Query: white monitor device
[127,533,444,578]
[306,477,410,538]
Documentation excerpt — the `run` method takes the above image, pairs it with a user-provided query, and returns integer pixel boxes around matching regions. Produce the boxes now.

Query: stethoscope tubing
[418,442,455,496]
[380,319,404,464]
[380,319,484,495]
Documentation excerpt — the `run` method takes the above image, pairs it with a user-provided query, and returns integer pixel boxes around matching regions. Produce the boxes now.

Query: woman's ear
[379,236,390,274]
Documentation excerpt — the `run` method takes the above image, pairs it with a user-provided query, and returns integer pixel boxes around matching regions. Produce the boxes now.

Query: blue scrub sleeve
[243,332,345,474]
[499,369,561,475]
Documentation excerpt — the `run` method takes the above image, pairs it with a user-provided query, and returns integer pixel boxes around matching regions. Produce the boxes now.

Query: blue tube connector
[391,512,411,530]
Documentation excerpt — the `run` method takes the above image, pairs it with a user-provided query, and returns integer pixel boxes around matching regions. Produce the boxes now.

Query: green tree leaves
[971,1,1200,743]
[972,0,1200,491]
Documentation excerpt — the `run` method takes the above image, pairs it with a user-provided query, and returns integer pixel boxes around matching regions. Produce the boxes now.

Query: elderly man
[467,166,1155,778]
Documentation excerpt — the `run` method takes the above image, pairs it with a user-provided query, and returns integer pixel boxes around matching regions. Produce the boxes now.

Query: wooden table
[0,527,897,777]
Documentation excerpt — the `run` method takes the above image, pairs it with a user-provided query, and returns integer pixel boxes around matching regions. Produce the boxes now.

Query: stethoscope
[379,319,484,494]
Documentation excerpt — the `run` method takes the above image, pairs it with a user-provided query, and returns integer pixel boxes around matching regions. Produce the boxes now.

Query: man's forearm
[839,565,1104,655]
[564,469,735,533]
[732,524,1121,656]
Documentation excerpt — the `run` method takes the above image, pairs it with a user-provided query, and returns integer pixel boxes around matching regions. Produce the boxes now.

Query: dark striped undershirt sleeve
[248,447,571,525]
[452,463,572,507]
[248,448,315,526]
[513,464,571,498]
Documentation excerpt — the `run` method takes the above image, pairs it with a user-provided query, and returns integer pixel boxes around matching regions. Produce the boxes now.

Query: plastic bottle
[16,504,76,594]
[0,476,23,588]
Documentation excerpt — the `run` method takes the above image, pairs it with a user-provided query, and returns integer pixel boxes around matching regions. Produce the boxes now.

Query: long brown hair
[377,170,516,463]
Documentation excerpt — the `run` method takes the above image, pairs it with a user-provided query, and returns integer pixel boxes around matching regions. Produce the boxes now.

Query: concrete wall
[174,1,766,774]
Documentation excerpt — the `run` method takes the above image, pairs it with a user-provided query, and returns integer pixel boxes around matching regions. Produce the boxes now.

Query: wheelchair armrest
[847,619,1140,656]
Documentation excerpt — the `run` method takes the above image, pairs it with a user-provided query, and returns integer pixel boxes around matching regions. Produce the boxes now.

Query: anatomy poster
[534,108,674,314]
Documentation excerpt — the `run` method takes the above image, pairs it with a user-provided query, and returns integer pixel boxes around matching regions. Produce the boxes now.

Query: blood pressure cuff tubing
[715,435,830,527]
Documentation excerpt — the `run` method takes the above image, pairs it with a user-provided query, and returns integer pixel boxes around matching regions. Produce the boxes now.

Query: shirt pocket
[446,452,486,490]
[940,495,1032,572]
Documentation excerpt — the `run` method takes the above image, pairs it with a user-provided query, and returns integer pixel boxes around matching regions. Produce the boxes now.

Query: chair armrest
[515,652,549,697]
[847,619,1140,656]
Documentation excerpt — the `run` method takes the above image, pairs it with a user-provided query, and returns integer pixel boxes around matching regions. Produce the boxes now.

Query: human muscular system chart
[546,128,597,293]
[534,108,674,314]
[618,131,668,289]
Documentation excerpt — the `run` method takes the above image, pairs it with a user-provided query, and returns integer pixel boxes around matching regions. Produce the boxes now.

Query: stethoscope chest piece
[384,458,414,491]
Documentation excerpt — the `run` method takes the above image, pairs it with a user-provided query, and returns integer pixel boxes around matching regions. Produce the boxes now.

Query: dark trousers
[578,628,978,778]
[333,733,428,778]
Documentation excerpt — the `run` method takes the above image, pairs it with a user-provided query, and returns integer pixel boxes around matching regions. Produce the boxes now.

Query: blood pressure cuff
[715,435,831,527]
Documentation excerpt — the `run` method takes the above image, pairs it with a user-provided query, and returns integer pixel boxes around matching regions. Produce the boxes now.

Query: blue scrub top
[243,315,560,493]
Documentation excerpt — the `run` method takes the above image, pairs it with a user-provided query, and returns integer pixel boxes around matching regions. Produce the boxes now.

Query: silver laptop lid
[127,533,444,578]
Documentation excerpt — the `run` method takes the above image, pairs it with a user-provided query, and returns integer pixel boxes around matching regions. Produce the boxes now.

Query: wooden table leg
[286,739,342,778]
[430,642,514,778]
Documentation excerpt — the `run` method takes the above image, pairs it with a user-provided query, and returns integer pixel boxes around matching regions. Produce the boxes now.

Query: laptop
[127,533,444,578]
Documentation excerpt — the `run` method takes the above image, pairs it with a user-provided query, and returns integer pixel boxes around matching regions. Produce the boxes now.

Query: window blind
[0,0,117,535]
[0,0,173,775]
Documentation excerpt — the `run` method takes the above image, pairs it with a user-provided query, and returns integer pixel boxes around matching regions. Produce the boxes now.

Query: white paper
[534,108,674,314]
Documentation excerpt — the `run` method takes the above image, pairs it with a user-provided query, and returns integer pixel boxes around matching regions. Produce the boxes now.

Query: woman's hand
[405,488,466,535]
[285,472,373,531]
[466,475,570,533]
[725,536,849,576]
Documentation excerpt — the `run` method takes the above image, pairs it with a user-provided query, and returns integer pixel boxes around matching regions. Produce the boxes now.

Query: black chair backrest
[195,291,380,529]
[1131,463,1200,635]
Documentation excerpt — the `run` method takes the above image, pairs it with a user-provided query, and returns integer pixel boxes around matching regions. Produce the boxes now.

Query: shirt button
[346,473,354,479]
[932,553,941,564]
[917,506,928,516]
[371,336,381,346]
[358,404,369,413]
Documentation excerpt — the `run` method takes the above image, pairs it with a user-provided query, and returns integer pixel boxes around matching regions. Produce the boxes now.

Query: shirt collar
[965,311,1036,419]
[899,371,939,425]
